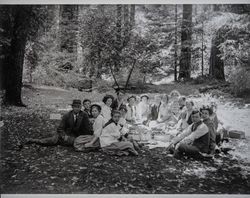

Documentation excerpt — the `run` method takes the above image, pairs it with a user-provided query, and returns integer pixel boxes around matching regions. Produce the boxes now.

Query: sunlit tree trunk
[178,4,192,80]
[130,5,135,28]
[114,4,122,72]
[209,27,225,81]
[174,4,178,81]
[59,5,78,55]
[123,5,130,47]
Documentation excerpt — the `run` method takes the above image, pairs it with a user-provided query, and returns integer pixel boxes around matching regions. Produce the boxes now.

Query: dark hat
[200,105,213,115]
[72,99,82,106]
[127,95,137,102]
[191,109,201,115]
[119,104,128,112]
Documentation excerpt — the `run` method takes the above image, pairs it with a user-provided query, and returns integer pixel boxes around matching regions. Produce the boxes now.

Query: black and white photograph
[0,2,250,196]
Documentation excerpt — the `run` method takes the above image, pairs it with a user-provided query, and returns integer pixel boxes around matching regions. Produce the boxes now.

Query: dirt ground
[1,84,250,194]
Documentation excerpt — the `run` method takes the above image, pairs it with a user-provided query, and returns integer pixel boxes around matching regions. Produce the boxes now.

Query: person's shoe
[129,149,138,156]
[173,151,182,159]
[25,138,40,144]
[169,147,175,154]
[221,147,233,154]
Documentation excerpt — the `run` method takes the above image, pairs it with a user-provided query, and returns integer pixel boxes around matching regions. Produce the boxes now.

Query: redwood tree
[178,4,193,80]
[59,5,78,55]
[209,30,225,81]
[1,5,50,106]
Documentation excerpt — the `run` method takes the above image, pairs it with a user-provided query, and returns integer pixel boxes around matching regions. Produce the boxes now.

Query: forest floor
[1,83,250,194]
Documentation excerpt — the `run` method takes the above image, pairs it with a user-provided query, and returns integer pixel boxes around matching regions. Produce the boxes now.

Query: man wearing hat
[26,99,93,146]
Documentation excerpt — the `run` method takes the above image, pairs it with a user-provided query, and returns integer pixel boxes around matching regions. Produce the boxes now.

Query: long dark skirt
[102,141,138,156]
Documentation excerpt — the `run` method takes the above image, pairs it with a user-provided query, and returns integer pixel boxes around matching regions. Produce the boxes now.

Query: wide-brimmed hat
[140,94,149,100]
[71,99,82,106]
[90,104,102,112]
[127,95,137,102]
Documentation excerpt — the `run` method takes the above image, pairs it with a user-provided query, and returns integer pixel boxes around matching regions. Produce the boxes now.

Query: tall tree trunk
[213,4,221,11]
[174,4,178,82]
[178,4,192,80]
[125,59,137,90]
[0,6,12,91]
[59,5,78,55]
[5,37,27,106]
[123,5,130,47]
[201,21,204,76]
[3,6,32,106]
[130,5,135,29]
[114,5,122,72]
[209,28,225,81]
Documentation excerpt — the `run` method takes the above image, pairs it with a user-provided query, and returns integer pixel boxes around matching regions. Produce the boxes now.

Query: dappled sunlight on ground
[1,86,250,193]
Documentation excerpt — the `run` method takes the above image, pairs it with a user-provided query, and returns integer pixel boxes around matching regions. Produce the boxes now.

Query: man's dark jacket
[57,110,93,138]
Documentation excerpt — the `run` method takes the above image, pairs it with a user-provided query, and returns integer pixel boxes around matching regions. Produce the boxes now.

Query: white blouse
[157,103,171,122]
[136,102,150,122]
[99,122,122,148]
[101,104,112,124]
[126,104,137,121]
[118,117,129,135]
[93,115,106,137]
[170,100,180,116]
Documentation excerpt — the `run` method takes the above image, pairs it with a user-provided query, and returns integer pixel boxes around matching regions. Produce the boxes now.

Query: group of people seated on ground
[26,89,225,158]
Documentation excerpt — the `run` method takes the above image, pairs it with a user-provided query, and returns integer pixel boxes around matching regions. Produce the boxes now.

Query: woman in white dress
[101,95,114,124]
[169,90,181,119]
[136,94,150,124]
[157,94,172,124]
[99,110,138,156]
[74,104,105,151]
[176,100,194,133]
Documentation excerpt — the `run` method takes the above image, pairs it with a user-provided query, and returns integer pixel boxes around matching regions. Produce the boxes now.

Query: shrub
[229,66,249,96]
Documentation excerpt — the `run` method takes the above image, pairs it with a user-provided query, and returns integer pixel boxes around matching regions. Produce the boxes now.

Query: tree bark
[3,6,32,106]
[0,6,12,91]
[209,28,225,81]
[114,5,122,72]
[130,5,135,29]
[174,4,178,81]
[178,4,192,80]
[59,5,78,55]
[125,59,137,90]
[123,5,130,47]
[201,21,204,76]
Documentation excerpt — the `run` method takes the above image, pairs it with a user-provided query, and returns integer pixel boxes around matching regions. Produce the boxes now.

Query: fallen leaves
[1,88,250,194]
